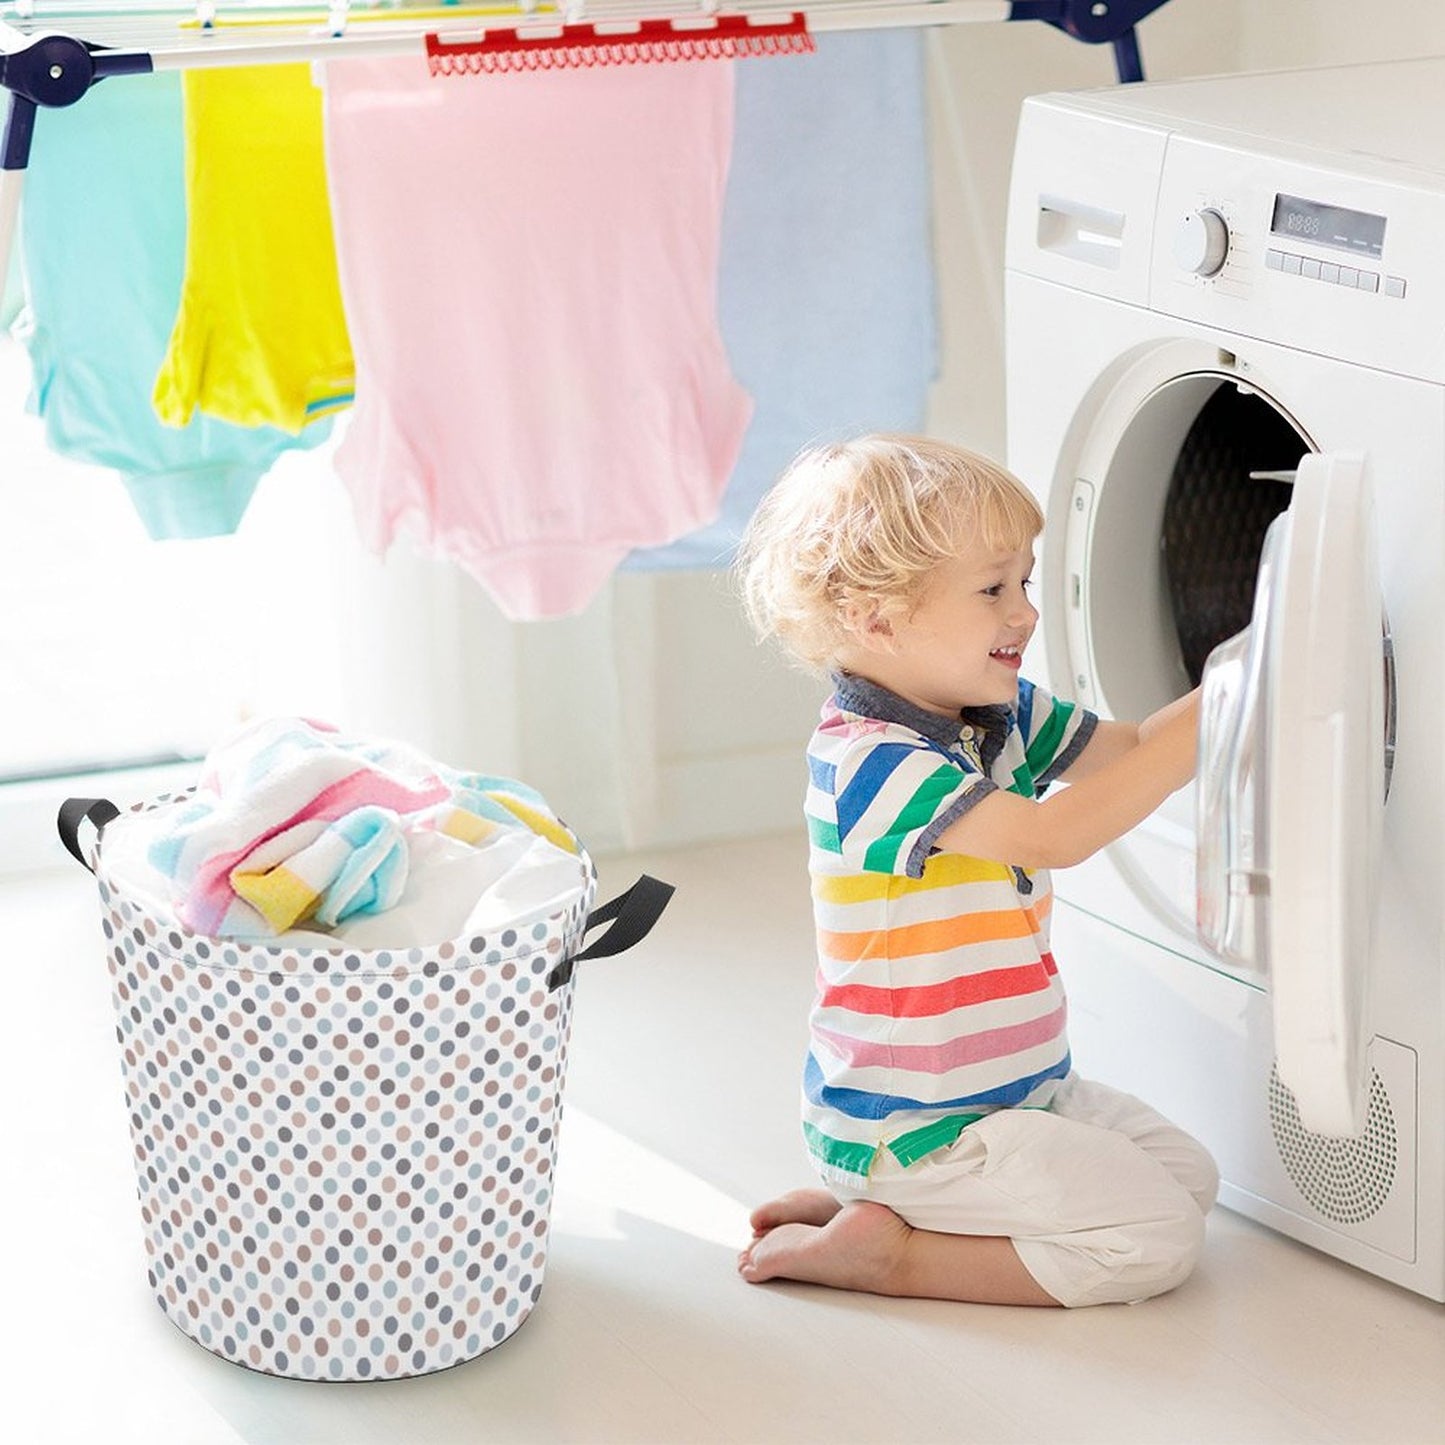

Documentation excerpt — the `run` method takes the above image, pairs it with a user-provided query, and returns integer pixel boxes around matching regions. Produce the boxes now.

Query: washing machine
[1004,56,1445,1300]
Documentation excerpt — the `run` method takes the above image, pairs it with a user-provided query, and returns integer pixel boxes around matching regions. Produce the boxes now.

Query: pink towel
[321,55,752,619]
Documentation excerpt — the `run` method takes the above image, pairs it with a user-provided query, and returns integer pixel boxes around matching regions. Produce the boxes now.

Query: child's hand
[1148,688,1202,789]
[1139,686,1201,749]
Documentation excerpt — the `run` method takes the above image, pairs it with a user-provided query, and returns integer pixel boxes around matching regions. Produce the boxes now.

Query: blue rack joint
[2,33,152,171]
[1010,0,1175,84]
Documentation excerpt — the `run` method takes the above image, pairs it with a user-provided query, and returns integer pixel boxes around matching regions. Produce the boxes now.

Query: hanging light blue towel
[624,30,939,571]
[12,72,329,540]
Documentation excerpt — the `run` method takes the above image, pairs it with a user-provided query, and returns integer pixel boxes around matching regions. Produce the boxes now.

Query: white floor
[5,830,1443,1445]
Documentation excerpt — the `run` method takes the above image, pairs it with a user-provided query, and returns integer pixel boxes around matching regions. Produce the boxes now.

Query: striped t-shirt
[802,672,1098,1182]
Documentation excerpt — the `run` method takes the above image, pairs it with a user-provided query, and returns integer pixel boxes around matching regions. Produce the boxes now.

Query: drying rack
[0,0,1170,302]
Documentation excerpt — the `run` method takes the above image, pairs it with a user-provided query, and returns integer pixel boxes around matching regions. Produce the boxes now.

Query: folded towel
[228,803,409,933]
[145,717,576,939]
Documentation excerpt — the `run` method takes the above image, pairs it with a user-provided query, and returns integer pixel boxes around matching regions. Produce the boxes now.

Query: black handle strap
[547,874,675,990]
[57,797,120,873]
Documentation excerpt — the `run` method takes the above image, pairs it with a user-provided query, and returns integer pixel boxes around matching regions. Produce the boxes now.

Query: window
[0,333,348,783]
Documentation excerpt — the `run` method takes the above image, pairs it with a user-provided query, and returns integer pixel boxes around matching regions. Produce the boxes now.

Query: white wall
[1233,1,1445,71]
[351,0,1445,858]
[923,0,1242,459]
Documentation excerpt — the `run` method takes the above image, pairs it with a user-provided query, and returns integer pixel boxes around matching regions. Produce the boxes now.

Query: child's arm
[935,689,1201,871]
[1057,687,1201,784]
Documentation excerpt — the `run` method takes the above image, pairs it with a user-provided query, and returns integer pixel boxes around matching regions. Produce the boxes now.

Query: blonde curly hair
[736,434,1044,673]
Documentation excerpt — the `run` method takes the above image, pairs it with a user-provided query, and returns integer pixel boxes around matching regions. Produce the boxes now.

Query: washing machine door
[1197,451,1385,1137]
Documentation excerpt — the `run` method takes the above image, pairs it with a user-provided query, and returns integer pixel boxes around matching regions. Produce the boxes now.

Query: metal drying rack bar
[0,0,1171,330]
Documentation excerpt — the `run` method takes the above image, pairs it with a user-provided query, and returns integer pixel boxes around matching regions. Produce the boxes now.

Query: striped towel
[146,717,577,939]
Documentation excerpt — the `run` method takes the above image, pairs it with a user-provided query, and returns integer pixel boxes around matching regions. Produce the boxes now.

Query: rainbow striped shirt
[801,673,1098,1181]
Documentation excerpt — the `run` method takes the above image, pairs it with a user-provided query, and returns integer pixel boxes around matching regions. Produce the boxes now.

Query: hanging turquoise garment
[12,71,330,540]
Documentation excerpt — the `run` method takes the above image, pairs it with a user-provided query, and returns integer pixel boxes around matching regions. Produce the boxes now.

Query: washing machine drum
[1162,383,1306,685]
[1069,373,1311,725]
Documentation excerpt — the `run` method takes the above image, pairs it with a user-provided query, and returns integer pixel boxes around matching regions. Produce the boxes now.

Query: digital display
[1271,193,1386,258]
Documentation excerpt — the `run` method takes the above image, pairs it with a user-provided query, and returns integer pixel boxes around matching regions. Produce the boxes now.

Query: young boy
[734,434,1217,1308]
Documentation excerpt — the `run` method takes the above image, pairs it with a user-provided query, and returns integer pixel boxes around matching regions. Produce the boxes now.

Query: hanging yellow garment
[153,64,354,435]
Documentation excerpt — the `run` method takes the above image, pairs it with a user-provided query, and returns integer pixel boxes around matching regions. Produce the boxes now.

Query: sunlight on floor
[552,1106,753,1250]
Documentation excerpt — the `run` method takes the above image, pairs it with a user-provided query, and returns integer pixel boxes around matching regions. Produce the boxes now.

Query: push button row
[1266,247,1406,296]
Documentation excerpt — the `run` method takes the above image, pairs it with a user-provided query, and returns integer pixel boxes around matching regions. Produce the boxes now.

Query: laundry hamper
[59,794,673,1382]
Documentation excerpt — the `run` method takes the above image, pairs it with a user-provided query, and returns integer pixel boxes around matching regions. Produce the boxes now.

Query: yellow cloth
[152,64,354,434]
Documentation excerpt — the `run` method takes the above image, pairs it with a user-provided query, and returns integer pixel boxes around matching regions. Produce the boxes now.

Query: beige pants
[827,1074,1219,1307]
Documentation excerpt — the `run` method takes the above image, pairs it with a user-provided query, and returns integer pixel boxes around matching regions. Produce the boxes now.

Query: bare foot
[738,1199,1061,1306]
[748,1188,842,1239]
[738,1200,911,1292]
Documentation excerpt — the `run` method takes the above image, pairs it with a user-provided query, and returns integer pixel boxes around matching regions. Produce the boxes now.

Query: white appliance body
[1005,58,1445,1299]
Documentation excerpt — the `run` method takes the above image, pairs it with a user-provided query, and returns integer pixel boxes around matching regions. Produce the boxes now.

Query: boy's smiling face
[846,537,1040,718]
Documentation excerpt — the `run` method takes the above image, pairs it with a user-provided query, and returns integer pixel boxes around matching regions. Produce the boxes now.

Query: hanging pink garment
[321,55,752,620]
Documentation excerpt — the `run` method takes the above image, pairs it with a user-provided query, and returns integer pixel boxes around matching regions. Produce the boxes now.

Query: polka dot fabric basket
[59,795,673,1382]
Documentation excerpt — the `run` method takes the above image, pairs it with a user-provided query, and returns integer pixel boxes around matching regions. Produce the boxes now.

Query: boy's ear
[840,599,897,653]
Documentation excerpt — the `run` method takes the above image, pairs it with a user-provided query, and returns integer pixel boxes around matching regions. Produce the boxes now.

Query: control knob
[1173,208,1231,278]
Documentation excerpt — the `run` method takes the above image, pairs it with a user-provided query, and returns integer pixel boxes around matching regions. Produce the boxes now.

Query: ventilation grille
[1268,1065,1397,1225]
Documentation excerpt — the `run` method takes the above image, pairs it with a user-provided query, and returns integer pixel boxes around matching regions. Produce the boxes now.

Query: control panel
[1264,247,1405,297]
[1151,132,1445,382]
